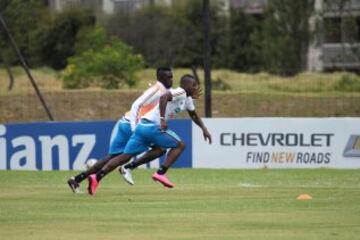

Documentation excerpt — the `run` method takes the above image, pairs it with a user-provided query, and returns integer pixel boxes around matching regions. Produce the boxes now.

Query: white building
[48,0,172,13]
[230,0,360,71]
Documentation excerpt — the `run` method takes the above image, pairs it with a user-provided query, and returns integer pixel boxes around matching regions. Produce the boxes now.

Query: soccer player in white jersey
[120,75,211,186]
[87,75,212,195]
[67,67,172,193]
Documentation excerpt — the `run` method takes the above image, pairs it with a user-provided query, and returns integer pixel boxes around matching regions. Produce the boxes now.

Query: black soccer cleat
[67,177,81,193]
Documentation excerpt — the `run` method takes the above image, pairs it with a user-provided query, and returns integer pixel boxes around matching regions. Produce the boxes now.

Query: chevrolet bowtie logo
[343,135,360,158]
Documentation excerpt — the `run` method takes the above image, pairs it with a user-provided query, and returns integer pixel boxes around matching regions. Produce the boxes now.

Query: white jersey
[141,87,195,125]
[126,81,168,130]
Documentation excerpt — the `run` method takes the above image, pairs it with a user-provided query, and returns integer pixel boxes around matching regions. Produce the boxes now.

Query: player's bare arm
[159,91,172,131]
[187,110,212,144]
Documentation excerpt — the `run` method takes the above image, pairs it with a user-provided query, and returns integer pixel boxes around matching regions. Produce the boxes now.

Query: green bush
[61,28,144,89]
[212,78,232,91]
[334,74,360,92]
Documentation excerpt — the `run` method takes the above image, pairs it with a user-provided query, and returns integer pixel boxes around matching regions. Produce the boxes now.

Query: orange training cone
[297,194,313,200]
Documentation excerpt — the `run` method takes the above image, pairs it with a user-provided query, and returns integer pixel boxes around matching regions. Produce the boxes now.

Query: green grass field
[1,169,359,240]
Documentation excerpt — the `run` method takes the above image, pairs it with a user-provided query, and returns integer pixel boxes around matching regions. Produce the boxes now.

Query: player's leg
[67,153,120,193]
[87,125,149,195]
[119,146,166,185]
[159,140,185,171]
[87,153,135,195]
[150,129,185,188]
[68,118,131,193]
[124,147,166,170]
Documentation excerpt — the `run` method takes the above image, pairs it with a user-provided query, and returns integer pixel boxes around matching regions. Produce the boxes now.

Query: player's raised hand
[191,85,203,99]
[202,127,212,144]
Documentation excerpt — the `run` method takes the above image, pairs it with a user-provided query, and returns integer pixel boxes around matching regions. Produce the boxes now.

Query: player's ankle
[157,165,168,175]
[124,162,136,170]
[96,170,107,182]
[74,172,86,183]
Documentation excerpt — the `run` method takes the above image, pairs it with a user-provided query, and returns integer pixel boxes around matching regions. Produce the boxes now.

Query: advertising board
[193,118,360,169]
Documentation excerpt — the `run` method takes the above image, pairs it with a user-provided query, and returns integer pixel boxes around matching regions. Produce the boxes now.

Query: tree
[256,0,314,75]
[0,0,47,66]
[214,9,262,71]
[105,0,223,68]
[37,7,95,69]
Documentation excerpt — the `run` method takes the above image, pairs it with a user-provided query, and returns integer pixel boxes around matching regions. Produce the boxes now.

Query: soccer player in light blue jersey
[67,67,173,193]
[87,75,212,195]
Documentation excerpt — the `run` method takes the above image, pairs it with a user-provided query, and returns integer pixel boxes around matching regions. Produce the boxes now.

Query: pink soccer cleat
[152,172,174,188]
[87,174,99,195]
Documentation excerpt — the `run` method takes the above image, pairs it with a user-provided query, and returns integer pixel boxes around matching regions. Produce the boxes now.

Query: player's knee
[159,148,167,157]
[177,141,185,151]
[153,147,166,157]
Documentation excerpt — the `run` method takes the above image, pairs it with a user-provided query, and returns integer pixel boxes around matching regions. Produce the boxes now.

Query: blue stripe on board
[1,119,192,170]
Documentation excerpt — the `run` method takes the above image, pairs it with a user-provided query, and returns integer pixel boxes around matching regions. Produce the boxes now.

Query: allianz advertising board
[0,120,192,170]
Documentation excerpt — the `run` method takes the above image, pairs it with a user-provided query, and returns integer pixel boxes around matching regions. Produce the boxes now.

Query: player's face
[162,71,173,88]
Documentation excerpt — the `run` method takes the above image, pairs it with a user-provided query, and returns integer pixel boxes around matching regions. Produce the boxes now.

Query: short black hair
[180,74,195,84]
[156,67,172,79]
